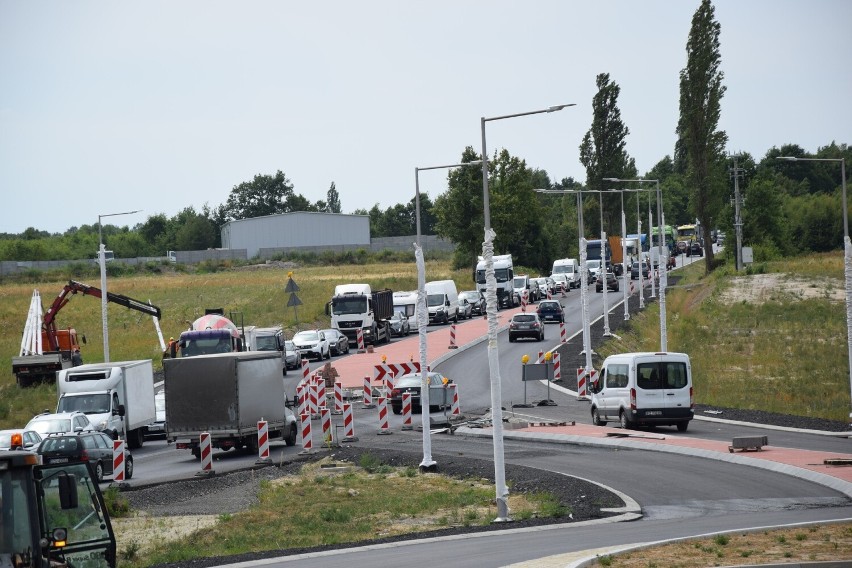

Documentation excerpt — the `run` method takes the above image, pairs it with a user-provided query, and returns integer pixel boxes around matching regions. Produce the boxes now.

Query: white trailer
[56,359,156,449]
[392,291,421,331]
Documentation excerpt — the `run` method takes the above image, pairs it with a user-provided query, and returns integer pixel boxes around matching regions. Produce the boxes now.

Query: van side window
[665,362,688,389]
[606,364,629,388]
[637,364,663,389]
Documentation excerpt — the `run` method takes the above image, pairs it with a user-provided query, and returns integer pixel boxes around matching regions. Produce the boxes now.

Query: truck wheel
[95,462,105,483]
[619,411,633,430]
[592,407,606,426]
[676,421,689,432]
[246,436,259,455]
[191,447,201,460]
[286,425,297,446]
[125,456,134,480]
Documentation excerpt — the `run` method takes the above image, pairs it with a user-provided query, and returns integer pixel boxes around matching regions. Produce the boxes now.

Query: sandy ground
[718,273,845,304]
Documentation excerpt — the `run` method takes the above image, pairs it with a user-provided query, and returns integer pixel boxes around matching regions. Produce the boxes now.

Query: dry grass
[598,522,852,567]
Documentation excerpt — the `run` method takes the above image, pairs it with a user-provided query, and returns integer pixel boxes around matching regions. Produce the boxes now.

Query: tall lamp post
[605,178,667,351]
[777,156,850,421]
[414,160,481,471]
[98,209,141,362]
[481,103,574,521]
[535,188,594,389]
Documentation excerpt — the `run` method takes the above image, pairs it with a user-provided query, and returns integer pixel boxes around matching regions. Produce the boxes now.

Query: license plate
[645,411,662,416]
[519,325,529,329]
[49,457,69,463]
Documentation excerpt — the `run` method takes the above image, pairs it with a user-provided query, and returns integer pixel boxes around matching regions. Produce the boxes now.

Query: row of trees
[2,0,849,275]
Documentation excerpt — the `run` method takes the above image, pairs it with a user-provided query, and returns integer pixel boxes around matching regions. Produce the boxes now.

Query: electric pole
[729,155,745,272]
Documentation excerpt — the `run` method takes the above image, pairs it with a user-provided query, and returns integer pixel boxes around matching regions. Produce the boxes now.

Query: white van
[552,258,580,289]
[589,352,694,431]
[425,280,459,324]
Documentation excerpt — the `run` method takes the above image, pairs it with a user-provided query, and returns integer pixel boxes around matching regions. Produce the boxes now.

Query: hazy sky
[2,1,850,235]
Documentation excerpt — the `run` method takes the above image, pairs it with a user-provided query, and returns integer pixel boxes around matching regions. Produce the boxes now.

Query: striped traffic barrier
[448,324,458,349]
[363,375,374,408]
[316,374,327,411]
[560,322,567,343]
[297,383,308,418]
[301,358,310,382]
[521,291,528,312]
[342,403,358,442]
[385,372,396,399]
[333,381,344,414]
[256,420,271,463]
[538,350,544,363]
[401,391,413,431]
[356,328,365,352]
[299,413,312,452]
[377,397,392,435]
[553,352,561,382]
[309,379,319,419]
[197,432,214,475]
[577,368,587,399]
[112,439,125,482]
[449,384,460,417]
[321,408,333,446]
[546,289,552,300]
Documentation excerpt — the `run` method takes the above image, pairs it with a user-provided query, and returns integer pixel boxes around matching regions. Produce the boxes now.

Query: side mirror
[325,302,331,316]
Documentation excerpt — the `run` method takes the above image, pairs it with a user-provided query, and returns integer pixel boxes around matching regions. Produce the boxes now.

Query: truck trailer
[164,351,297,458]
[55,359,156,449]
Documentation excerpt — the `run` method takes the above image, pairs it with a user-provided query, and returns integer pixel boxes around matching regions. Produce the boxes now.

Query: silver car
[292,330,330,361]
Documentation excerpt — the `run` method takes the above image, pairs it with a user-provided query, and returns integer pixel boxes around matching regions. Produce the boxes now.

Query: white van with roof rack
[589,352,694,432]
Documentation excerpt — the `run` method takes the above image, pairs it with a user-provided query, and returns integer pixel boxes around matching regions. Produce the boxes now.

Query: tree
[579,72,637,235]
[677,0,728,273]
[326,182,342,213]
[219,170,316,221]
[433,147,486,270]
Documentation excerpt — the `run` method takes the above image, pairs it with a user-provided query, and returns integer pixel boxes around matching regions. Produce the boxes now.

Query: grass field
[2,250,849,427]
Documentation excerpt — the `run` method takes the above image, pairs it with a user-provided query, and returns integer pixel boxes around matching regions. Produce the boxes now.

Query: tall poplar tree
[579,73,636,236]
[677,0,727,273]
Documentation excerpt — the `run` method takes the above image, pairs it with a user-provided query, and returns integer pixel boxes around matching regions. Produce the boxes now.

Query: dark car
[630,261,650,280]
[536,300,564,324]
[508,313,544,342]
[389,311,411,336]
[322,329,350,356]
[459,290,485,316]
[390,372,451,415]
[37,431,133,482]
[596,271,620,292]
[687,241,703,257]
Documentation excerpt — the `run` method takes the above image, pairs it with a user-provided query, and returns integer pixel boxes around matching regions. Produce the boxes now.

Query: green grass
[119,457,562,567]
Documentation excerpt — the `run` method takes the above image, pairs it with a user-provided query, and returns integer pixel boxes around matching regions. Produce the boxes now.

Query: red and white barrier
[386,372,395,398]
[448,324,458,349]
[538,350,544,363]
[553,352,561,382]
[363,375,374,408]
[546,289,552,300]
[333,381,343,414]
[560,322,567,343]
[356,328,365,351]
[521,291,527,312]
[301,358,310,382]
[377,397,391,435]
[309,379,319,418]
[199,432,212,472]
[342,403,357,441]
[112,439,125,482]
[297,383,307,417]
[300,413,312,451]
[321,407,332,445]
[449,383,460,417]
[401,391,413,431]
[374,361,421,385]
[257,420,270,461]
[577,368,587,399]
[316,374,327,410]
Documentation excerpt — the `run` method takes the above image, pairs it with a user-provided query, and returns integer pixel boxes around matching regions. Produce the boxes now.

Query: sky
[1,0,850,235]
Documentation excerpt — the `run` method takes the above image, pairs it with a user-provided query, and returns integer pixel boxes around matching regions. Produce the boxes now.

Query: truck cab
[0,452,117,567]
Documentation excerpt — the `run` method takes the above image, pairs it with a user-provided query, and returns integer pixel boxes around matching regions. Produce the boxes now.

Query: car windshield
[284,341,296,351]
[294,331,319,342]
[254,335,278,351]
[459,292,477,302]
[513,314,536,323]
[28,418,72,435]
[513,277,526,288]
[540,302,559,310]
[330,296,367,315]
[426,294,444,307]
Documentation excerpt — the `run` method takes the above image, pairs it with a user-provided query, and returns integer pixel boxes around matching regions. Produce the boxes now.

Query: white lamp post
[98,209,141,362]
[605,178,666,351]
[777,156,850,421]
[414,160,481,471]
[481,103,574,521]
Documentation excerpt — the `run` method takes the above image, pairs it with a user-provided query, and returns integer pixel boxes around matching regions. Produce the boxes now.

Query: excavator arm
[43,280,162,351]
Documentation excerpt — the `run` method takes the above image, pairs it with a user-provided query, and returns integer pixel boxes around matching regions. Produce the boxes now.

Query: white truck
[475,254,516,309]
[425,280,459,324]
[164,351,297,458]
[55,359,156,449]
[552,258,581,289]
[326,283,394,346]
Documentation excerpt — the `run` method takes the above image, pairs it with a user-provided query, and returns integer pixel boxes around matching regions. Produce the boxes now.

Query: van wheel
[592,408,606,426]
[619,411,632,430]
[676,421,689,432]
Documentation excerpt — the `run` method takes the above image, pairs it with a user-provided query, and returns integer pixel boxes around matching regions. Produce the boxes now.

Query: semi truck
[164,351,297,458]
[12,280,162,388]
[475,254,516,309]
[55,359,156,449]
[0,451,117,567]
[177,312,244,357]
[326,284,393,346]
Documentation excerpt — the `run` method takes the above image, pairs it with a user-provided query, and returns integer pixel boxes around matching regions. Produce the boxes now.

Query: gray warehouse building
[220,212,370,259]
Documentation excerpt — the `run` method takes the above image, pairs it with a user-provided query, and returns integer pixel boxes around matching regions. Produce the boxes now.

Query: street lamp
[98,209,142,362]
[535,188,594,387]
[481,103,574,522]
[413,160,481,471]
[777,156,850,421]
[604,178,667,351]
